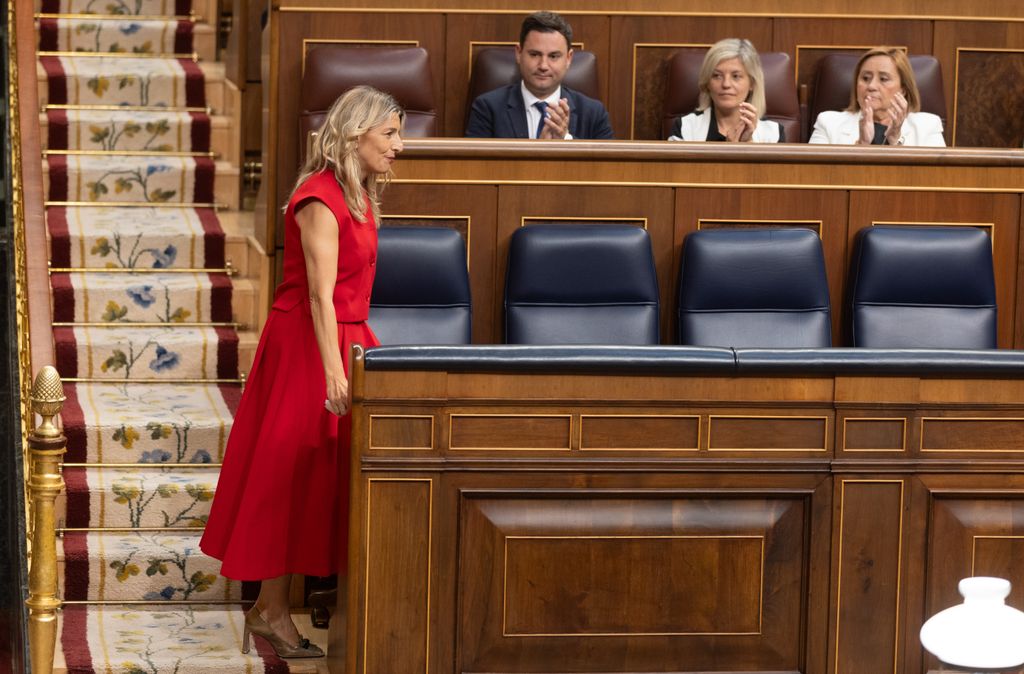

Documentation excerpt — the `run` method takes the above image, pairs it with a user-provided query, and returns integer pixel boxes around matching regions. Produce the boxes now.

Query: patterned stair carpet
[35,0,304,670]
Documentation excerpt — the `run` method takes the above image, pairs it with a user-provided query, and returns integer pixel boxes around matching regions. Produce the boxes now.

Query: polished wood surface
[336,355,1024,674]
[278,1,1022,18]
[260,2,1024,251]
[16,0,54,372]
[377,140,1024,346]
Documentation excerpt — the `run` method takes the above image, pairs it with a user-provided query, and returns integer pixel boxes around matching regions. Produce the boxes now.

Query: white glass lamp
[920,577,1024,671]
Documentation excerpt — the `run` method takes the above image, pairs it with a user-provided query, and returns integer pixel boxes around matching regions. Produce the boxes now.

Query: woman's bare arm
[296,200,348,416]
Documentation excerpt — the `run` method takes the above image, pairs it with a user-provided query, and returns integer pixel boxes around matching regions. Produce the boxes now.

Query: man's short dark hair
[518,11,573,49]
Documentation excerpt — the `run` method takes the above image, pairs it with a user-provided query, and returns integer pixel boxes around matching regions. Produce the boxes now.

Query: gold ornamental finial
[30,366,65,439]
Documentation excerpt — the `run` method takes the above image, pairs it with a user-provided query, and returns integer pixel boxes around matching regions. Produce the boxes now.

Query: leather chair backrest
[661,50,800,141]
[299,46,436,164]
[849,226,996,348]
[678,228,831,347]
[809,53,947,131]
[369,226,472,345]
[466,46,600,125]
[505,224,660,345]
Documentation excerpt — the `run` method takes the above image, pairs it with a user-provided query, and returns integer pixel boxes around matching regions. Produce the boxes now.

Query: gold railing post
[25,366,66,674]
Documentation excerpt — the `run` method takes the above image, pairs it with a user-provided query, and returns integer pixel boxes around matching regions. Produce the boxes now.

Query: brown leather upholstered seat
[661,50,800,142]
[465,46,600,126]
[808,53,946,141]
[299,45,436,162]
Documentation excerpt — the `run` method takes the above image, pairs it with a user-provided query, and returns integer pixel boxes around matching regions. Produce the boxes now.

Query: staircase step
[37,58,230,114]
[63,381,239,464]
[38,17,194,55]
[58,465,218,528]
[47,205,224,268]
[59,531,239,602]
[51,271,232,323]
[56,606,325,673]
[54,325,239,380]
[45,154,208,204]
[41,108,213,152]
[40,108,235,158]
[43,155,239,209]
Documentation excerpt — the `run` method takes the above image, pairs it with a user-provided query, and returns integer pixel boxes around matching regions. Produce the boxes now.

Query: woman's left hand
[884,92,908,145]
[727,102,758,142]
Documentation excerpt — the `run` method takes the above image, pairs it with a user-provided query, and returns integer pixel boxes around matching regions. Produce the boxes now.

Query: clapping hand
[859,91,908,145]
[539,98,571,139]
[725,102,758,142]
[883,91,908,145]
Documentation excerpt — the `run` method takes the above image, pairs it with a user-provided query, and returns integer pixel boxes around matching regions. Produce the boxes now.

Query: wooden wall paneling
[922,475,1024,673]
[847,191,1021,348]
[951,48,1024,148]
[932,21,1024,147]
[830,479,906,674]
[383,183,499,343]
[271,10,447,248]
[607,16,772,140]
[343,477,434,674]
[454,478,822,673]
[494,185,676,343]
[771,18,933,141]
[442,13,612,137]
[1018,197,1024,348]
[276,1,1024,17]
[897,476,931,674]
[674,188,850,345]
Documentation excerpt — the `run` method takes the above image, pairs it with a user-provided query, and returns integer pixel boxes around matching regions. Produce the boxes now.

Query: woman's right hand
[324,372,349,416]
[858,101,876,144]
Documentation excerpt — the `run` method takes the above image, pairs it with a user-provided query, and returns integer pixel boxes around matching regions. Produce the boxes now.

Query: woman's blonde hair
[287,85,405,224]
[846,47,922,113]
[697,38,767,119]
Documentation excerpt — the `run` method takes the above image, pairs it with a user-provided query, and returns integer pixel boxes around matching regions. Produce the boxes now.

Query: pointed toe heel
[244,610,324,659]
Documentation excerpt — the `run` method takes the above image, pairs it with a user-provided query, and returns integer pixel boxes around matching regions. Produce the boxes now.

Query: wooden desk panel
[335,356,1024,674]
[379,141,1024,347]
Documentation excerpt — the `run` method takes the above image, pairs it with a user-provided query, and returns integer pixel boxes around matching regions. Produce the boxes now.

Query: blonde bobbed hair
[287,85,405,225]
[697,38,767,119]
[846,47,922,114]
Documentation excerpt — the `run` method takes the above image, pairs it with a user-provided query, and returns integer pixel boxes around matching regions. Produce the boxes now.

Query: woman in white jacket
[809,47,945,146]
[667,38,783,143]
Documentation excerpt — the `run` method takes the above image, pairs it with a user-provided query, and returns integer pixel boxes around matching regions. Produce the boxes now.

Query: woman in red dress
[200,85,404,658]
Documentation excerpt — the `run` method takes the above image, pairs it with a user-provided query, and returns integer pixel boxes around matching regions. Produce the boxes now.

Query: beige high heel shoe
[241,609,324,658]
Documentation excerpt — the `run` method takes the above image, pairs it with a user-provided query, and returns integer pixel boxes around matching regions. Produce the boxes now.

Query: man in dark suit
[465,11,614,140]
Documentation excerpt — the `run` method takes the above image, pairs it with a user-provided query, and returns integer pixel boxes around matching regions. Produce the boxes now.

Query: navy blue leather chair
[849,226,996,348]
[369,226,472,345]
[504,224,660,345]
[678,228,831,348]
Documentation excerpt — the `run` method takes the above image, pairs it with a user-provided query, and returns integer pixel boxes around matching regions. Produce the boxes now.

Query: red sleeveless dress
[200,170,379,580]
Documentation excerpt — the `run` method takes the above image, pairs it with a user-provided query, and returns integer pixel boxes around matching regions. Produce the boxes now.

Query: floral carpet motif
[60,466,219,528]
[46,109,210,153]
[41,0,193,15]
[48,206,223,268]
[51,271,232,323]
[40,55,204,108]
[38,17,193,56]
[55,325,238,380]
[62,382,238,464]
[48,154,215,204]
[61,606,293,673]
[61,531,238,602]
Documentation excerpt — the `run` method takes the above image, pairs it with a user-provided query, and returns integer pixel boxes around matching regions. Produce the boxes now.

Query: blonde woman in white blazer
[809,47,945,147]
[667,38,784,143]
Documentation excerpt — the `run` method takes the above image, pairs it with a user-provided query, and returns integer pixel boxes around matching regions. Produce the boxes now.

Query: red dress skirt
[200,170,380,580]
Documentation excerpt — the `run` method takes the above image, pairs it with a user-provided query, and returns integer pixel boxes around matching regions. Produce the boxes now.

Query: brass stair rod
[25,366,67,674]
